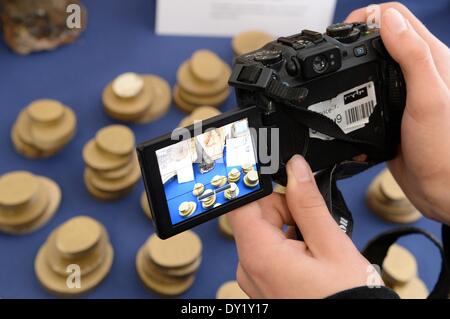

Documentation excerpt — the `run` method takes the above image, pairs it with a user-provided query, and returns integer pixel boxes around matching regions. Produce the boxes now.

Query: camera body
[229,23,406,186]
[137,23,407,239]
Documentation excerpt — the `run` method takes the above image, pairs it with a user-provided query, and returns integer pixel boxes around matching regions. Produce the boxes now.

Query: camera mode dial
[326,23,361,44]
[253,49,283,65]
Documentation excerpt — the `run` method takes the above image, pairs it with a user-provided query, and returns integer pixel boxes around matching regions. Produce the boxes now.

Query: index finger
[344,3,450,86]
[227,194,306,262]
[228,197,285,249]
[345,3,441,46]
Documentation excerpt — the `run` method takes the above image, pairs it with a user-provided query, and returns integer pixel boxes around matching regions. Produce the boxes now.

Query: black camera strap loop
[283,102,381,150]
[315,162,450,299]
[265,78,309,105]
[362,225,450,299]
[296,161,371,240]
[313,161,373,237]
[257,75,359,145]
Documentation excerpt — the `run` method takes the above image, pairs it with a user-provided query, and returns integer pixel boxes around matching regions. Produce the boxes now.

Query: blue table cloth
[0,0,449,298]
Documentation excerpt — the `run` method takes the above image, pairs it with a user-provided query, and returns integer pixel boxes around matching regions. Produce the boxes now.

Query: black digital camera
[138,23,406,239]
[229,22,406,185]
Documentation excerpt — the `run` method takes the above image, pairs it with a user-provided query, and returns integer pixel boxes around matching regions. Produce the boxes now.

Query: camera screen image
[155,118,261,225]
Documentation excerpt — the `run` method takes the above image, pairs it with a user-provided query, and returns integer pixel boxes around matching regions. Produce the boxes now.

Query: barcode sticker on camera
[308,81,377,140]
[344,100,375,126]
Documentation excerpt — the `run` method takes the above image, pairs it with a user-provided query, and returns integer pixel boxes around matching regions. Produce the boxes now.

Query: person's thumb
[380,8,448,121]
[285,155,348,257]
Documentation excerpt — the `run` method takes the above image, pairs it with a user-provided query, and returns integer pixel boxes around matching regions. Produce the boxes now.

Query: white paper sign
[176,162,195,184]
[225,134,256,167]
[156,140,195,184]
[156,0,337,37]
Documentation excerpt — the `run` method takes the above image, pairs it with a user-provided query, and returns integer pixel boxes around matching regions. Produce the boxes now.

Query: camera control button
[353,22,369,33]
[354,45,367,57]
[285,57,301,76]
[326,23,354,38]
[327,23,361,43]
[253,49,283,64]
[336,29,361,44]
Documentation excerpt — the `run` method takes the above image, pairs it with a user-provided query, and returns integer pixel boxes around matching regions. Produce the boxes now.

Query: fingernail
[383,8,408,35]
[289,155,311,182]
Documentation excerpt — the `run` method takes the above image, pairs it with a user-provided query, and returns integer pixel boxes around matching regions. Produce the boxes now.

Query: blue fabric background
[0,0,448,298]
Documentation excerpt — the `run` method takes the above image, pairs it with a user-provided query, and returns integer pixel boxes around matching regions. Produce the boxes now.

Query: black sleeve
[326,286,400,299]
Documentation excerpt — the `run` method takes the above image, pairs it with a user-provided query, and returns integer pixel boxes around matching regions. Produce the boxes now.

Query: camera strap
[283,102,380,149]
[363,225,450,299]
[316,161,450,299]
[262,78,382,149]
[265,78,309,106]
[314,162,372,237]
[295,161,370,240]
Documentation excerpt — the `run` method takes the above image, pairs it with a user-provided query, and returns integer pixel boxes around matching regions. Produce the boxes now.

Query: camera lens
[312,55,329,74]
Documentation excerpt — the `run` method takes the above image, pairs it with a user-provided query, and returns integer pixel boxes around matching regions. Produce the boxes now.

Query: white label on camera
[308,81,377,140]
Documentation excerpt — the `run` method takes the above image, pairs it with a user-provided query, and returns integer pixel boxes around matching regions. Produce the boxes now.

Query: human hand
[346,3,450,224]
[228,155,381,298]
